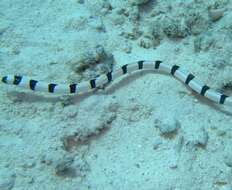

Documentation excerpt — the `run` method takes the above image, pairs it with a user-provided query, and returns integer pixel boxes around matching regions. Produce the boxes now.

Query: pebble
[154,118,181,136]
[169,158,178,169]
[88,17,105,31]
[153,138,162,150]
[209,9,224,22]
[186,127,209,148]
[193,127,208,147]
[174,135,184,153]
[21,161,36,169]
[54,156,75,177]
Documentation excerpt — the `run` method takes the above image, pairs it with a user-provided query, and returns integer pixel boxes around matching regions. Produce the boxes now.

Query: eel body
[1,60,231,106]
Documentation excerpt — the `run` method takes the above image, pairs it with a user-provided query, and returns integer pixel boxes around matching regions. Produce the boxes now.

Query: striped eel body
[1,60,231,106]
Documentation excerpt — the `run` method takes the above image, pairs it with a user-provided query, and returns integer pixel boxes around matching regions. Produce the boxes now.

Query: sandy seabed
[1,0,232,189]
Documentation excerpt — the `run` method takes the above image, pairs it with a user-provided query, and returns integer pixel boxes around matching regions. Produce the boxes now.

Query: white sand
[1,0,232,189]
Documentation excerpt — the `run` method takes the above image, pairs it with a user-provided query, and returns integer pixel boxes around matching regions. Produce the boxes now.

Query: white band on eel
[1,60,231,106]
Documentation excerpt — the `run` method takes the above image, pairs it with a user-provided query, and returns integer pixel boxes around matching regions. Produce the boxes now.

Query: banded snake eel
[1,60,231,106]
